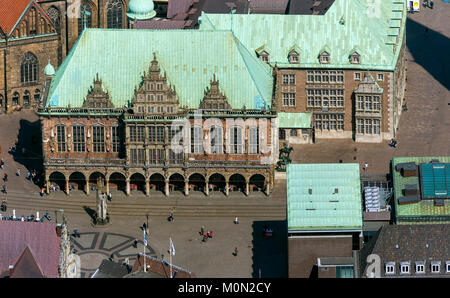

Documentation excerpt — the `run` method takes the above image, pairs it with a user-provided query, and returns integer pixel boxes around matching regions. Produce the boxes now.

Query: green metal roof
[278,112,311,128]
[287,163,363,232]
[200,0,406,71]
[47,29,273,109]
[392,157,450,223]
[421,163,450,199]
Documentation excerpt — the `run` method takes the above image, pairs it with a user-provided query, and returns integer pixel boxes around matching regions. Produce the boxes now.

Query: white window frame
[385,262,395,275]
[400,262,410,275]
[354,72,361,80]
[431,262,441,274]
[377,73,384,81]
[415,262,425,274]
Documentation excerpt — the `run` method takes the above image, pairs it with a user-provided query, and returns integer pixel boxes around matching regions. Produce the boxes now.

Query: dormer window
[259,51,269,63]
[446,261,450,273]
[385,262,395,275]
[431,261,441,273]
[320,52,330,64]
[289,51,299,64]
[415,261,425,274]
[350,52,361,64]
[400,262,410,274]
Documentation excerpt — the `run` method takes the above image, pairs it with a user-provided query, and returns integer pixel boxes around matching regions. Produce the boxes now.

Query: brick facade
[275,37,406,143]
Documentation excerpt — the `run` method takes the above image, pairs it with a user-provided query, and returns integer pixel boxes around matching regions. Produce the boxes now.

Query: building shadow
[11,119,43,183]
[406,17,450,91]
[251,220,288,278]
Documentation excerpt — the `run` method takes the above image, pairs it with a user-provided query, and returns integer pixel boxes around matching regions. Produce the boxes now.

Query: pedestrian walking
[234,217,239,224]
[200,226,205,235]
[2,185,6,195]
[233,247,238,256]
[0,159,4,169]
[16,169,20,176]
[134,239,138,248]
[169,211,174,222]
[202,234,208,242]
[3,173,7,182]
[208,230,213,238]
[107,193,112,202]
[143,222,147,231]
[363,163,368,171]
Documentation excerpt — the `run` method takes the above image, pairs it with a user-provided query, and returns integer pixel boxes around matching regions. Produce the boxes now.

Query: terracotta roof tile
[0,0,32,35]
[131,254,195,278]
[0,0,54,37]
[0,221,60,278]
[10,246,45,278]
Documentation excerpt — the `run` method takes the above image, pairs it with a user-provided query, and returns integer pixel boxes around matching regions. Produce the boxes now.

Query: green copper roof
[287,163,363,232]
[47,29,273,109]
[278,112,311,128]
[127,0,156,20]
[200,0,406,70]
[44,60,55,76]
[392,157,450,224]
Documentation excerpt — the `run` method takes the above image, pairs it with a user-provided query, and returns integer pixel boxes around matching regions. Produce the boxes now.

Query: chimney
[9,265,14,277]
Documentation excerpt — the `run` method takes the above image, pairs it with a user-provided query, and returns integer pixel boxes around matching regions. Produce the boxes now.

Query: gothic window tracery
[107,0,123,29]
[21,52,38,83]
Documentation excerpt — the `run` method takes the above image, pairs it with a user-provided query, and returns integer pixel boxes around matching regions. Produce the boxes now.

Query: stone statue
[95,177,110,225]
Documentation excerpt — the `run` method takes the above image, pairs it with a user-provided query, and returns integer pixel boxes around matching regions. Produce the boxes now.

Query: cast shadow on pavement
[406,17,450,91]
[251,220,288,278]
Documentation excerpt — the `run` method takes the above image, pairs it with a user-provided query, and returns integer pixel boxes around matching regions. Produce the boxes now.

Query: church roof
[0,0,54,37]
[46,29,273,110]
[0,221,60,278]
[199,0,406,71]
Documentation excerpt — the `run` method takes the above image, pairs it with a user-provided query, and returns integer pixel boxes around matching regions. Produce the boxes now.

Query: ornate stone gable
[82,73,114,108]
[199,74,231,110]
[132,53,179,114]
[354,72,383,94]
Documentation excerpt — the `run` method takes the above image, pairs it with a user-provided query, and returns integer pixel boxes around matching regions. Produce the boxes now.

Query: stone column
[185,180,189,196]
[106,180,110,195]
[85,182,90,196]
[65,178,70,196]
[266,182,270,196]
[205,182,209,196]
[126,178,130,196]
[145,179,150,197]
[245,181,250,196]
[46,179,50,194]
[165,179,169,197]
[225,181,229,196]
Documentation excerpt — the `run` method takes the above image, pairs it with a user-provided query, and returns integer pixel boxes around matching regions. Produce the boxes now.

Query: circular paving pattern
[71,231,156,278]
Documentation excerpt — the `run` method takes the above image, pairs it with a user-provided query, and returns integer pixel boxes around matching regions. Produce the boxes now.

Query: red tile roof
[131,254,195,278]
[134,19,188,29]
[0,0,54,37]
[167,0,194,19]
[0,221,60,278]
[0,0,32,35]
[10,246,45,278]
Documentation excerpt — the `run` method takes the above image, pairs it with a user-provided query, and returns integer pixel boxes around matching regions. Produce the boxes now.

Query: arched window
[23,90,30,106]
[38,18,46,34]
[21,52,38,83]
[29,8,37,35]
[34,89,41,103]
[77,2,92,35]
[107,0,123,29]
[47,6,60,31]
[12,92,19,106]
